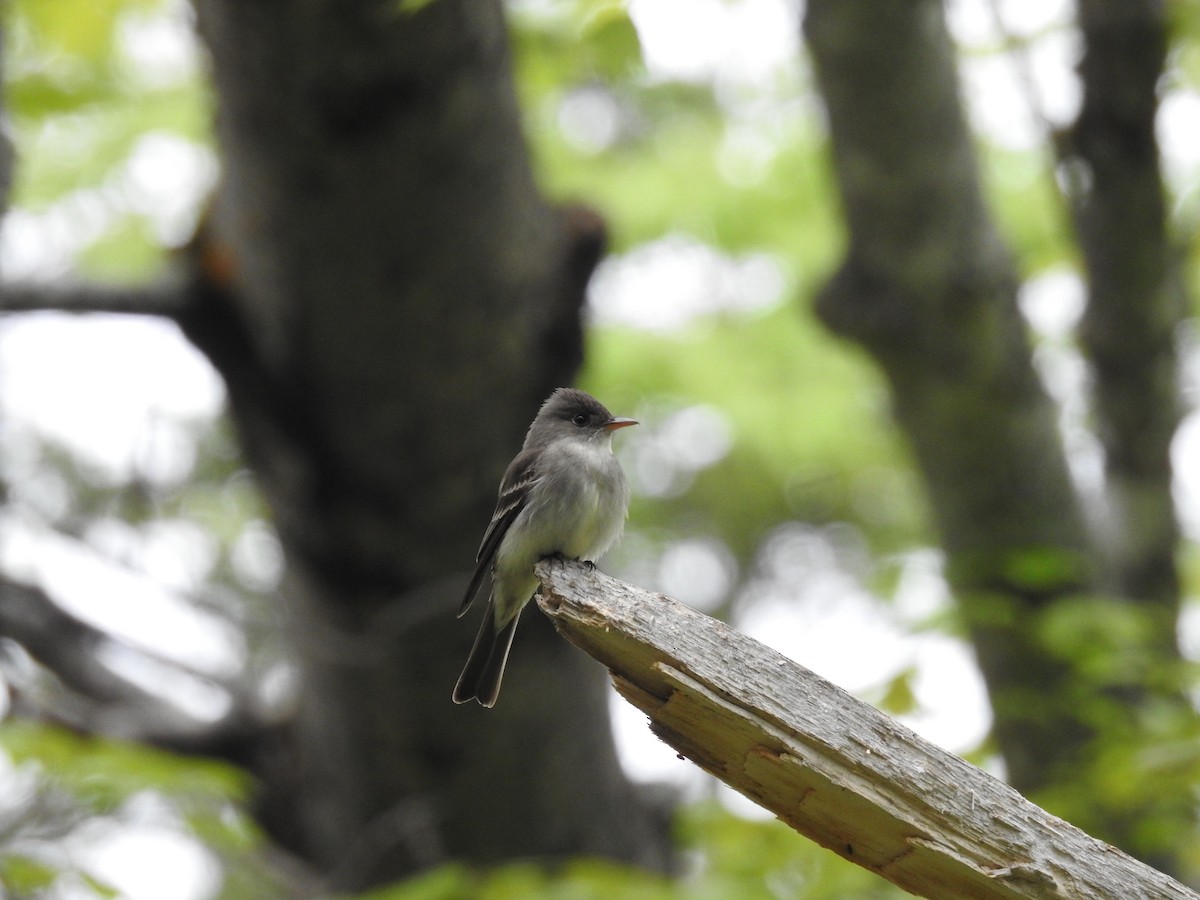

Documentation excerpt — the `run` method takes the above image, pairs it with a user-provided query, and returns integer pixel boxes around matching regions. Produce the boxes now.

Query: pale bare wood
[534,557,1199,900]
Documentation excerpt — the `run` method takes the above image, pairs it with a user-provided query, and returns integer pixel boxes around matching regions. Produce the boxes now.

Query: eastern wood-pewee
[452,387,637,707]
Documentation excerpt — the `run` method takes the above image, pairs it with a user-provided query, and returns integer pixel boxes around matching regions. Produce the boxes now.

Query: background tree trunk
[803,0,1190,876]
[1071,0,1182,620]
[186,0,669,887]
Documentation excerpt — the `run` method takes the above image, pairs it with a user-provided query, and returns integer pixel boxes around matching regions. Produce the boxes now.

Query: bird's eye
[572,414,588,427]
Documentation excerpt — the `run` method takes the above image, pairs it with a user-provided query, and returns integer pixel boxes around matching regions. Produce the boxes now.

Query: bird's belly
[558,484,611,557]
[505,472,624,565]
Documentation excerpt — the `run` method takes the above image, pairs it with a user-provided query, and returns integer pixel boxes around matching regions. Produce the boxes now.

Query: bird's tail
[452,601,520,708]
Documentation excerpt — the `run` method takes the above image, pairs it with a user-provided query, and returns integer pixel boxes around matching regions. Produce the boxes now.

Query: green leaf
[579,4,643,80]
[358,864,476,900]
[393,0,444,16]
[0,722,248,811]
[676,803,909,899]
[77,214,167,282]
[1000,545,1091,592]
[876,666,919,716]
[0,855,59,895]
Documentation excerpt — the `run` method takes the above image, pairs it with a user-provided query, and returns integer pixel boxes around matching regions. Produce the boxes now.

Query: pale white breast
[490,436,630,624]
[501,437,630,568]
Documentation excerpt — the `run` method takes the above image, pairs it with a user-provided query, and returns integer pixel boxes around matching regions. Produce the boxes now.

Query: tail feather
[452,602,520,708]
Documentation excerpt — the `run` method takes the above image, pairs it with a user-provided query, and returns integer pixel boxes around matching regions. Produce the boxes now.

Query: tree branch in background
[0,572,314,868]
[0,575,268,764]
[0,275,191,318]
[535,558,1199,900]
[1,576,169,709]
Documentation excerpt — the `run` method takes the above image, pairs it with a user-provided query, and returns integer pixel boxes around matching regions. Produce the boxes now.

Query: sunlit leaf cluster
[0,722,285,898]
[360,803,908,900]
[7,0,211,278]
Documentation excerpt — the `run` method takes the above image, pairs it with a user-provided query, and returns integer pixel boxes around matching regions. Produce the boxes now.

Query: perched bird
[453,388,637,707]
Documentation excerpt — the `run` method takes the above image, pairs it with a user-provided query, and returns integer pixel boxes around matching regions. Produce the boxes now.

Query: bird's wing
[456,449,540,618]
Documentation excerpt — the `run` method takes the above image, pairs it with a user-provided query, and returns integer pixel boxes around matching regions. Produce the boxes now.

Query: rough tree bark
[177,0,669,887]
[802,0,1189,875]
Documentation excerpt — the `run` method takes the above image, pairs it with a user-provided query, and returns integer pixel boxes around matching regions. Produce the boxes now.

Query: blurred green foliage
[0,722,284,898]
[586,310,925,559]
[359,803,908,900]
[7,0,210,279]
[1,720,246,804]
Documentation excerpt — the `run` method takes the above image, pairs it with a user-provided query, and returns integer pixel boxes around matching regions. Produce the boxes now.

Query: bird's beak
[605,417,638,431]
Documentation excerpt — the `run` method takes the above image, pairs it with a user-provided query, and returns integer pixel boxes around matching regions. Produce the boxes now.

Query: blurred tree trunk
[183,0,669,889]
[1070,0,1183,626]
[803,0,1190,878]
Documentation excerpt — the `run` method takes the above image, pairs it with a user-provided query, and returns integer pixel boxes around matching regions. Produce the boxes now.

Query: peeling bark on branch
[536,558,1198,900]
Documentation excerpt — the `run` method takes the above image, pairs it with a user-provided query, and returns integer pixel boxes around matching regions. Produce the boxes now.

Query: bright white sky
[1,0,1199,895]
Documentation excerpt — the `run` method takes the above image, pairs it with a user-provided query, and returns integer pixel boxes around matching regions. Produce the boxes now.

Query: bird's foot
[539,552,595,570]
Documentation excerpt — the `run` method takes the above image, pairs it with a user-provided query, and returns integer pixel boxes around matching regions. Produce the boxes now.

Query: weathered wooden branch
[535,557,1199,900]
